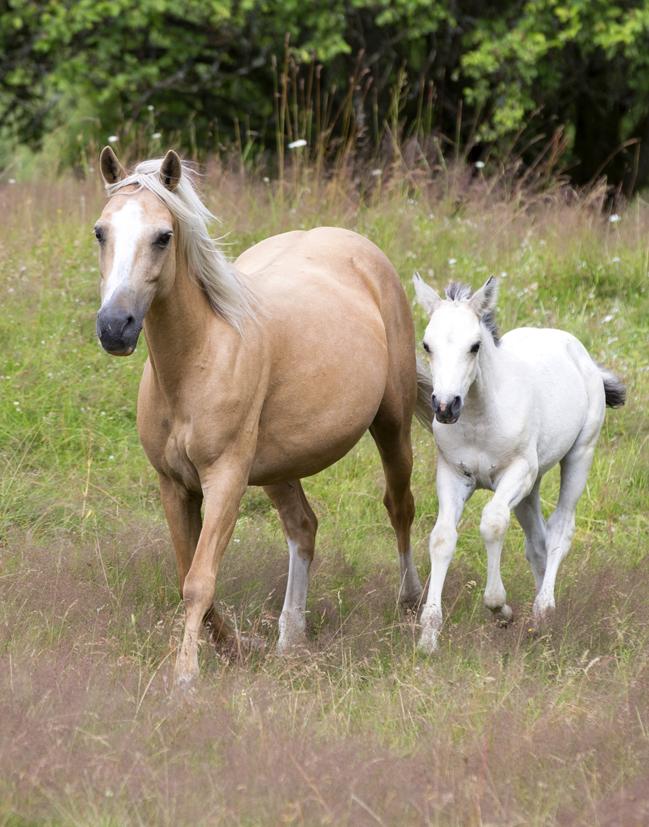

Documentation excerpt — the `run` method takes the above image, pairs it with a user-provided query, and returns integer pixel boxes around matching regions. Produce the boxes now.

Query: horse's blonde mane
[106,158,255,332]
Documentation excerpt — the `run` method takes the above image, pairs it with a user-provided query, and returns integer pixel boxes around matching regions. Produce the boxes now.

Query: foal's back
[500,327,605,471]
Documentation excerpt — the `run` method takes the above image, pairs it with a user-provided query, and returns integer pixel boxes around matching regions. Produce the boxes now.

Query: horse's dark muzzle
[96,307,143,356]
[432,393,463,424]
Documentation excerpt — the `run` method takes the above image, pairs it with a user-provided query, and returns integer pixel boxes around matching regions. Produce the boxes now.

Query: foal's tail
[600,366,626,408]
[415,357,434,431]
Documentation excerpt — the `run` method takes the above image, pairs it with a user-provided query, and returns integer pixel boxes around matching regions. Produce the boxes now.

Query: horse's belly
[248,384,382,485]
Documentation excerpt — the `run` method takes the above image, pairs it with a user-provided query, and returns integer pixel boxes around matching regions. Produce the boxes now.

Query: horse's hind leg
[533,442,596,624]
[514,478,547,592]
[264,480,317,654]
[370,415,422,607]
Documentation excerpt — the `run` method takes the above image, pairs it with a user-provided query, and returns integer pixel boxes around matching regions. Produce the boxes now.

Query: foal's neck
[465,334,506,417]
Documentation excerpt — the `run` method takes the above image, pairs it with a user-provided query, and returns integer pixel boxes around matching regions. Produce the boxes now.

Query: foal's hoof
[532,600,555,629]
[417,627,441,655]
[491,604,513,627]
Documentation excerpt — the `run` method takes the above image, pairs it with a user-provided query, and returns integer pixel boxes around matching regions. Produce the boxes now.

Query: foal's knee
[429,521,457,563]
[480,501,510,545]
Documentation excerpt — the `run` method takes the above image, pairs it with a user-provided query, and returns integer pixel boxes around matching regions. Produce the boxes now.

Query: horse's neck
[143,256,227,396]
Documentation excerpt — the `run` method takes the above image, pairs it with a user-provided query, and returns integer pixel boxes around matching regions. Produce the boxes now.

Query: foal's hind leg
[264,480,317,654]
[514,478,547,593]
[533,443,596,624]
[369,418,422,607]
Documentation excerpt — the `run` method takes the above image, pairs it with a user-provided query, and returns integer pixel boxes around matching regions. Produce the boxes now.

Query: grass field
[1,164,648,826]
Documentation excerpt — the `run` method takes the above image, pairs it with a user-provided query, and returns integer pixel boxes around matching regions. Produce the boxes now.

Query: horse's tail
[415,357,434,430]
[600,366,626,408]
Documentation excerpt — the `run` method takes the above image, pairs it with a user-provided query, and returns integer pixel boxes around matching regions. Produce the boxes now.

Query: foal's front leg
[174,456,250,687]
[481,460,536,622]
[418,459,474,654]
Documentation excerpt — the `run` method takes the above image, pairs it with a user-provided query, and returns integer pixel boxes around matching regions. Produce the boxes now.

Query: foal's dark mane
[445,281,500,345]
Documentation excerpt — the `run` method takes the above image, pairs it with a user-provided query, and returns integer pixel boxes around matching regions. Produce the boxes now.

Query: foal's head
[414,275,499,424]
[94,147,182,355]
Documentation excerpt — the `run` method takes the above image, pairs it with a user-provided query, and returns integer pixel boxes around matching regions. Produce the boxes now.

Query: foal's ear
[412,273,442,316]
[469,276,498,317]
[99,146,125,185]
[160,150,182,191]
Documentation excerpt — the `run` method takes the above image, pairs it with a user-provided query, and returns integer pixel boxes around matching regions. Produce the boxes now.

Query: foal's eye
[470,342,480,353]
[94,226,105,244]
[154,231,173,248]
[422,341,431,353]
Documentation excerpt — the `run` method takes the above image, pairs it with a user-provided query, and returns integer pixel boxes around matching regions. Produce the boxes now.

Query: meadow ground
[0,163,648,826]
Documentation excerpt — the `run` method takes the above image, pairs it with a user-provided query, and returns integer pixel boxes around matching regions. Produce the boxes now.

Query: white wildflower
[448,258,457,266]
[609,213,621,223]
[151,132,162,140]
[287,139,307,149]
[474,160,485,169]
[107,135,119,143]
[370,168,382,177]
[611,256,621,263]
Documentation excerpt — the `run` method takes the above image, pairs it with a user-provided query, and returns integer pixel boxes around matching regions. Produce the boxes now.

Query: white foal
[413,275,625,653]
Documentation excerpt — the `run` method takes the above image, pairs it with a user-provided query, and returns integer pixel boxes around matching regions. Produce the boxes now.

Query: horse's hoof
[239,633,266,653]
[173,672,198,696]
[399,590,423,611]
[276,634,308,656]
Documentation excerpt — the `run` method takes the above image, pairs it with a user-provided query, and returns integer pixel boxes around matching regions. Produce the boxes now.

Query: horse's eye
[423,341,431,353]
[155,231,173,248]
[94,226,105,244]
[470,342,480,353]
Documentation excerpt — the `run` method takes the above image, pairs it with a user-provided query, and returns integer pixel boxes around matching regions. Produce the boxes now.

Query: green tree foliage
[1,1,649,189]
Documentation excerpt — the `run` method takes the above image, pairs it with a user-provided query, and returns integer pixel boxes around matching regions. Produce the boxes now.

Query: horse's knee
[384,487,415,528]
[183,572,216,615]
[480,502,510,545]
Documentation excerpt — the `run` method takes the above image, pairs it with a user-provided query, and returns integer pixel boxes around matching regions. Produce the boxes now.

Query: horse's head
[413,274,498,424]
[94,146,182,355]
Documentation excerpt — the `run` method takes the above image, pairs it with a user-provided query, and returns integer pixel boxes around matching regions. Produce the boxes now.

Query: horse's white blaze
[101,200,145,307]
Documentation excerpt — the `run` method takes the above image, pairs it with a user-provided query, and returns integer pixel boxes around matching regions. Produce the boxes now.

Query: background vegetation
[3,0,649,190]
[0,162,647,824]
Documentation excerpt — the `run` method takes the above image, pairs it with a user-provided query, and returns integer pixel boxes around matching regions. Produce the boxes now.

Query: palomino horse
[413,275,625,653]
[94,147,423,686]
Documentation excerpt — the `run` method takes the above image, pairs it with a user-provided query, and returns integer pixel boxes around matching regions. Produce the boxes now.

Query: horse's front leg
[174,457,249,688]
[418,459,474,654]
[158,475,235,643]
[481,459,537,623]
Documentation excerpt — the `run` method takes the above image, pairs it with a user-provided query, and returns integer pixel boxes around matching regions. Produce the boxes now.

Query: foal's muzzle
[96,307,143,356]
[432,393,463,424]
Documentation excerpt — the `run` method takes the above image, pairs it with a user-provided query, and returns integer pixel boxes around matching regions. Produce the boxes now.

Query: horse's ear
[412,273,442,316]
[469,276,498,317]
[160,150,182,191]
[99,146,125,185]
